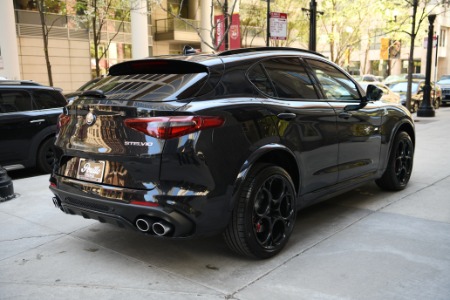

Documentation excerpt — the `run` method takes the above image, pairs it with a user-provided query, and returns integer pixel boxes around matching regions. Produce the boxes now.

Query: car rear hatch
[55,58,222,191]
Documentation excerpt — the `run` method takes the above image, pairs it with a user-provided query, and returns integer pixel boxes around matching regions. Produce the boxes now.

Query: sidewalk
[1,108,450,300]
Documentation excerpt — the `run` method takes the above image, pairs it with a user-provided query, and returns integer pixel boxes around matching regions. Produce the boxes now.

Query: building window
[401,60,421,74]
[439,28,446,47]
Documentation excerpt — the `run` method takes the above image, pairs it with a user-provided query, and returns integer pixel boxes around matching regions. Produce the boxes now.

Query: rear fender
[379,118,415,176]
[229,144,300,211]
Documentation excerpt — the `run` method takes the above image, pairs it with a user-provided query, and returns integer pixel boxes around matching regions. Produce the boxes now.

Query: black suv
[0,80,67,173]
[49,47,415,258]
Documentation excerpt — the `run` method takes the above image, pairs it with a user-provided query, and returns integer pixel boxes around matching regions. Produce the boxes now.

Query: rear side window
[33,90,67,109]
[248,57,319,99]
[0,90,33,113]
[248,64,275,97]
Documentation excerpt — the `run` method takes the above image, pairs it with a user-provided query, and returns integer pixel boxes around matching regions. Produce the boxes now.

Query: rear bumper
[49,176,202,237]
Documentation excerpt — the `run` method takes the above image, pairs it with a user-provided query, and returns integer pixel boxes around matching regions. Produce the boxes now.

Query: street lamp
[417,14,436,117]
[302,0,324,51]
[266,0,270,46]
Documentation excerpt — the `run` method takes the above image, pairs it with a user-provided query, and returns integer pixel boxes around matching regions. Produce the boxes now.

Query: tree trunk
[38,1,53,86]
[406,0,418,112]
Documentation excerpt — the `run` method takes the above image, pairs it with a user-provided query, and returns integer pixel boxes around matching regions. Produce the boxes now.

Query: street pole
[309,0,317,51]
[266,0,270,46]
[417,14,436,117]
[302,0,322,51]
[224,0,229,50]
[0,166,14,202]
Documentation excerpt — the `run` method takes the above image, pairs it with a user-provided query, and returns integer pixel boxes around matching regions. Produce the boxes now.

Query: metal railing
[14,10,154,45]
[155,18,199,33]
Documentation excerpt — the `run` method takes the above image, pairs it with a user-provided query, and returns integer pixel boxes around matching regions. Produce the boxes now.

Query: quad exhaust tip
[152,221,173,236]
[136,218,153,232]
[52,196,65,212]
[135,217,173,236]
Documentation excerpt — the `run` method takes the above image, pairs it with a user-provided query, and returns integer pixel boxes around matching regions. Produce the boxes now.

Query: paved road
[1,108,450,300]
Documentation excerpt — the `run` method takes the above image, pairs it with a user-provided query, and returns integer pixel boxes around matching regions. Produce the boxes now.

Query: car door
[247,57,339,195]
[0,88,47,167]
[304,59,383,183]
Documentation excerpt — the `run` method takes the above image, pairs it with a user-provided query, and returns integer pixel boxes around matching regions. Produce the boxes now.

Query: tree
[318,0,365,64]
[76,0,132,77]
[400,0,449,111]
[239,0,266,47]
[36,0,67,86]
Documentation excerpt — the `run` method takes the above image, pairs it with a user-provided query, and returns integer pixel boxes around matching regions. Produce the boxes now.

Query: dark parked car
[0,81,67,173]
[436,78,450,105]
[388,80,441,112]
[49,47,415,258]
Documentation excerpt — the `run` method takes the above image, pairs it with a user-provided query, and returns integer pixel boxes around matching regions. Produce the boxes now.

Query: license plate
[76,159,105,183]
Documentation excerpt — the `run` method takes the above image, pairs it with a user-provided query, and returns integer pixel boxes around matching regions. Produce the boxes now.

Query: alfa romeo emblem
[85,112,96,126]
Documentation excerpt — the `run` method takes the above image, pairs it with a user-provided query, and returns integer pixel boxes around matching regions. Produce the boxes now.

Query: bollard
[0,166,15,202]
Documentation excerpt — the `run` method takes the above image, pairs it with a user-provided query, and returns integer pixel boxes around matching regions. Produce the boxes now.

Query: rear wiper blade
[80,89,106,98]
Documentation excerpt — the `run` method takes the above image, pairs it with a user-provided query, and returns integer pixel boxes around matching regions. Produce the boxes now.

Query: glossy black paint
[49,48,415,239]
[0,84,67,172]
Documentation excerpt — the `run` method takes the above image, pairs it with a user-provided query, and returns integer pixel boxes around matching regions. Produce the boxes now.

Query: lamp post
[417,14,436,117]
[266,0,270,46]
[302,0,323,51]
[309,0,317,51]
[223,0,229,50]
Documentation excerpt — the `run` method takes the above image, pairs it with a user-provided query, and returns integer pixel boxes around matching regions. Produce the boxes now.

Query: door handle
[30,119,45,123]
[277,113,296,121]
[338,111,352,119]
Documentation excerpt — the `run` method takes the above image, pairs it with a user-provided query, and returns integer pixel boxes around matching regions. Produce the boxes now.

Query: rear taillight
[124,116,224,139]
[57,113,70,130]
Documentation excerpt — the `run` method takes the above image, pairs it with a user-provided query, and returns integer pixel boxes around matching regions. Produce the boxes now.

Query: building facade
[1,0,450,93]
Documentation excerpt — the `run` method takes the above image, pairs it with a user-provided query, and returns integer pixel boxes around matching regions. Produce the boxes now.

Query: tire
[376,131,414,191]
[411,102,419,113]
[223,163,296,259]
[36,137,56,173]
[434,98,440,109]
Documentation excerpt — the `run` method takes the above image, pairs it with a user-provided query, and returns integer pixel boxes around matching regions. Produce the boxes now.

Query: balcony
[154,18,200,43]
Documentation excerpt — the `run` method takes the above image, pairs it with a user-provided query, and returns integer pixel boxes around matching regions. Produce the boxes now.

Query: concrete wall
[18,37,91,93]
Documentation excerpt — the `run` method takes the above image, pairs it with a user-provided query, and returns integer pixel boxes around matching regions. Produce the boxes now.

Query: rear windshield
[85,73,208,101]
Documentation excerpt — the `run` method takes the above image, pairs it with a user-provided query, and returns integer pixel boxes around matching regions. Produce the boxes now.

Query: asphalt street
[1,107,450,300]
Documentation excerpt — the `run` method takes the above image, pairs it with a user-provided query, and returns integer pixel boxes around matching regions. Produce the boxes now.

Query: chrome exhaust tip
[52,197,60,208]
[152,221,173,236]
[135,218,153,232]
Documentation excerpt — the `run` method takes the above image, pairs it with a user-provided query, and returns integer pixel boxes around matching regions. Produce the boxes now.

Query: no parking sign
[270,12,287,40]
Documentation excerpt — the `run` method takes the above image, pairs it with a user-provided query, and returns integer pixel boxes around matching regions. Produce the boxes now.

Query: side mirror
[365,84,383,101]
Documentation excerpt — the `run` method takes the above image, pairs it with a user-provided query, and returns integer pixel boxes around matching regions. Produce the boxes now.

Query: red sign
[215,14,241,50]
[229,14,241,50]
[215,15,225,51]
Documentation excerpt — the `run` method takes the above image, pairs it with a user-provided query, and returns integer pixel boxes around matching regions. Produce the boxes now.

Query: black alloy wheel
[376,131,414,191]
[224,163,296,259]
[36,137,56,173]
